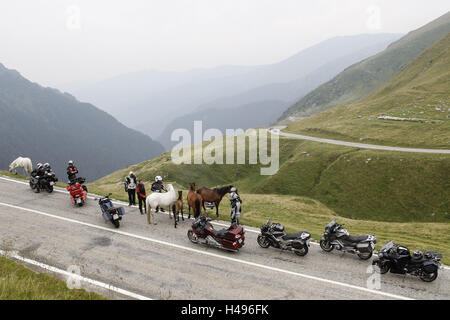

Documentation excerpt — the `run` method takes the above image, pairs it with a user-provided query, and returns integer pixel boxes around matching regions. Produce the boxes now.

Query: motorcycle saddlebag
[422,260,438,274]
[356,242,371,252]
[291,240,305,249]
[115,207,125,215]
[226,225,244,240]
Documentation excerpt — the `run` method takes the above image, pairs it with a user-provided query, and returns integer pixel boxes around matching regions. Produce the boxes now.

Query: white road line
[0,201,414,300]
[0,249,152,300]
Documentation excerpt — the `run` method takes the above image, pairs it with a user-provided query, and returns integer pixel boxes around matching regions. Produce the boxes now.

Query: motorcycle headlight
[378,252,383,258]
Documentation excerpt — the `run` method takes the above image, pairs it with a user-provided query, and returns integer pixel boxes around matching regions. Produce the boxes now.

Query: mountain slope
[0,63,164,181]
[285,31,450,149]
[279,11,450,122]
[70,33,401,138]
[157,36,400,149]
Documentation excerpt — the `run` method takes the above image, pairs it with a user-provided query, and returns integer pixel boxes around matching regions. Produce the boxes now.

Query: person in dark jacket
[151,175,167,212]
[67,160,79,182]
[31,163,45,193]
[125,171,137,206]
[136,180,146,215]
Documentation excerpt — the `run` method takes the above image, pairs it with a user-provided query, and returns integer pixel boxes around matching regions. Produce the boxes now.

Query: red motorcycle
[67,177,88,206]
[187,216,245,251]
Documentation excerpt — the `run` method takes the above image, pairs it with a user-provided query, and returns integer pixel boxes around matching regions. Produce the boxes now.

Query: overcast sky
[0,0,449,88]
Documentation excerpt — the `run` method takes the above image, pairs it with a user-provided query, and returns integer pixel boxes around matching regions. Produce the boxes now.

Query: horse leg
[181,207,184,221]
[215,202,219,217]
[188,205,191,219]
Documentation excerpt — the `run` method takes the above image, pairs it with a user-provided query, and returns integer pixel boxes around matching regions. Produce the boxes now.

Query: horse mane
[214,185,233,196]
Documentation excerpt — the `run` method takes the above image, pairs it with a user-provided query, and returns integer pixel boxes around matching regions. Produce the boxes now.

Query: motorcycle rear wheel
[357,249,373,260]
[320,239,334,252]
[112,219,120,228]
[187,230,199,244]
[420,270,438,282]
[257,235,270,248]
[293,245,308,256]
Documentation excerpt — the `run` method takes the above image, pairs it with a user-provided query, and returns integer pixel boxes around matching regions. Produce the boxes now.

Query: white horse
[9,157,32,176]
[145,184,177,225]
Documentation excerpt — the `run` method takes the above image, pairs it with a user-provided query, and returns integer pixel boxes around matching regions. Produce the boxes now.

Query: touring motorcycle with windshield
[319,220,376,260]
[372,241,442,282]
[257,218,310,256]
[188,216,245,252]
[29,170,58,193]
[96,193,125,228]
[67,177,88,206]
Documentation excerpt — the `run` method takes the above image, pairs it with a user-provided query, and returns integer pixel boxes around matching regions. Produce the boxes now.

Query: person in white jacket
[229,187,242,225]
[125,171,137,206]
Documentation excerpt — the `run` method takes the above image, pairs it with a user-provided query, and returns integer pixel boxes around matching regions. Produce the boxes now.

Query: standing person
[66,160,78,182]
[125,171,137,206]
[136,180,146,215]
[229,187,242,226]
[151,175,167,212]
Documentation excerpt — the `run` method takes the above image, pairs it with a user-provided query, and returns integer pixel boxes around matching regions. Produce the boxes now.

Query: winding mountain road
[269,127,450,154]
[0,175,449,300]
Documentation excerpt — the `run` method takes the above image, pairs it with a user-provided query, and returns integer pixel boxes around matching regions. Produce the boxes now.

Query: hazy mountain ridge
[279,11,450,122]
[0,63,164,180]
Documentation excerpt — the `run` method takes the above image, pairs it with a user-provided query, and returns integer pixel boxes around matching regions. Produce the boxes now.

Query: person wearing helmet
[31,163,46,193]
[66,160,79,182]
[151,176,167,212]
[229,186,242,226]
[412,250,423,260]
[125,171,137,206]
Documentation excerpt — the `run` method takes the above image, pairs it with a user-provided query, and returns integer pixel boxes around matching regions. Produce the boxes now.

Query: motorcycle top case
[422,260,438,273]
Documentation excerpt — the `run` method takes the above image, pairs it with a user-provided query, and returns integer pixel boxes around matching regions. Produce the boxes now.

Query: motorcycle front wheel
[257,235,270,248]
[320,239,334,252]
[47,185,54,193]
[374,261,390,274]
[187,230,199,244]
[29,181,35,189]
[293,245,308,256]
[420,270,438,282]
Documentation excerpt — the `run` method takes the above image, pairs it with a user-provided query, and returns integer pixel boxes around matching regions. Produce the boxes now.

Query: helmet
[129,171,135,176]
[413,250,423,259]
[43,163,50,169]
[230,187,237,192]
[155,175,162,182]
[37,163,43,169]
[68,160,74,165]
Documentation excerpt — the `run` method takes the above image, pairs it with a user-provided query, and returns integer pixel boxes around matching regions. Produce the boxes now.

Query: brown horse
[196,185,233,217]
[187,183,202,219]
[171,190,184,228]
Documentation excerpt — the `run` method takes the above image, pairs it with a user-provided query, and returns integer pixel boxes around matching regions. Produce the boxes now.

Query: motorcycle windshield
[380,241,394,252]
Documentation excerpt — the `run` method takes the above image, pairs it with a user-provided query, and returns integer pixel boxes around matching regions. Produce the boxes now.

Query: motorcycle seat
[282,233,302,240]
[211,228,229,238]
[347,235,370,243]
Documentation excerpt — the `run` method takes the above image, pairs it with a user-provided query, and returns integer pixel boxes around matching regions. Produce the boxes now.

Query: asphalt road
[268,127,450,154]
[0,176,448,300]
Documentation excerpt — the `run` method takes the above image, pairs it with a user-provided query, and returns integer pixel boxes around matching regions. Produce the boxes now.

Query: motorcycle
[372,241,442,282]
[29,171,58,193]
[319,220,376,260]
[66,177,88,206]
[257,218,310,256]
[96,193,125,228]
[187,216,245,252]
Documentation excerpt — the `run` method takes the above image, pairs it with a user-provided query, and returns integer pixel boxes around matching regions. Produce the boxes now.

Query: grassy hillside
[279,11,450,123]
[285,32,450,149]
[89,135,449,223]
[0,256,105,299]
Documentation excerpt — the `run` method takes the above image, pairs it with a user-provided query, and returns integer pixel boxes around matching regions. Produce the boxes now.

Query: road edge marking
[0,249,152,300]
[0,200,414,300]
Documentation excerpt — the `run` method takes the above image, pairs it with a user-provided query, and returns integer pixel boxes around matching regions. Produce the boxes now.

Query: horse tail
[195,198,200,218]
[146,198,151,223]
